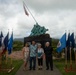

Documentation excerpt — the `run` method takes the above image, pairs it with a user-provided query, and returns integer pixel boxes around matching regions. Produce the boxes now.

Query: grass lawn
[54,59,76,75]
[0,59,23,75]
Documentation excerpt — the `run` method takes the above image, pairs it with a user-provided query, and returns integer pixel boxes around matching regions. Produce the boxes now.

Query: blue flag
[8,32,13,54]
[0,31,3,47]
[3,32,9,50]
[57,33,66,53]
[70,33,75,48]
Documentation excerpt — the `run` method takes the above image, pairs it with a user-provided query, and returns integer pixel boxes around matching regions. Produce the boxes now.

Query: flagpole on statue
[23,1,38,24]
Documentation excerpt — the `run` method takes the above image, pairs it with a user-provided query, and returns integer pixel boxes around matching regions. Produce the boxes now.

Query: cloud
[0,0,76,39]
[26,0,76,13]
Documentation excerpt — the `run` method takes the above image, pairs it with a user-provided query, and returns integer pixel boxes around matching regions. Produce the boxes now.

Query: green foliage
[13,41,24,51]
[52,38,59,57]
[52,38,59,48]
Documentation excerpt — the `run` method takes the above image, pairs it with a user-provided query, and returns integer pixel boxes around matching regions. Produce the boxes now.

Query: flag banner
[23,2,29,16]
[66,33,70,47]
[1,32,9,54]
[75,36,76,47]
[66,33,70,60]
[70,33,75,48]
[74,36,76,52]
[0,31,3,47]
[3,32,9,50]
[57,33,66,53]
[8,32,13,54]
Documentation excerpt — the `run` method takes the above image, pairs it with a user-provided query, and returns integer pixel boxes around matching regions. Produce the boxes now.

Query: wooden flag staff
[70,47,72,71]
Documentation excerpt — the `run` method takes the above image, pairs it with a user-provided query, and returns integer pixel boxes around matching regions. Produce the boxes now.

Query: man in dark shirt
[44,42,53,70]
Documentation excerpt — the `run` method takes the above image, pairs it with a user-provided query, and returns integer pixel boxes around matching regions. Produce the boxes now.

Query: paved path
[15,61,62,75]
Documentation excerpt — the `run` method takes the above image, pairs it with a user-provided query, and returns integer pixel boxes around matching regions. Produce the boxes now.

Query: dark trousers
[29,57,36,69]
[38,58,43,66]
[46,56,53,70]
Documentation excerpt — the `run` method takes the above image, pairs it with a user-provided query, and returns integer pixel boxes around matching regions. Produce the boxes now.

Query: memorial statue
[30,23,48,36]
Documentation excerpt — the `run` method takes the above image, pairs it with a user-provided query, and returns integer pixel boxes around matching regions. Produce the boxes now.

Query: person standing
[22,43,29,70]
[44,42,53,70]
[37,43,44,70]
[29,41,37,70]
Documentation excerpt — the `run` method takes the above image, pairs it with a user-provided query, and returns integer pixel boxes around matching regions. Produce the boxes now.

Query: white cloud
[0,0,76,39]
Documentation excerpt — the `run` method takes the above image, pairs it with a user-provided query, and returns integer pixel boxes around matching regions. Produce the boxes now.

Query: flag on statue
[23,2,29,16]
[57,33,66,53]
[8,32,13,54]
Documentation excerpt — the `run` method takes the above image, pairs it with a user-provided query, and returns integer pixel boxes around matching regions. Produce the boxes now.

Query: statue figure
[30,23,48,36]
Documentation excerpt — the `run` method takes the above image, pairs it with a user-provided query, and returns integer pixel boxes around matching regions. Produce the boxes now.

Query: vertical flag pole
[74,36,76,70]
[5,29,9,67]
[0,55,1,65]
[5,51,7,64]
[10,56,12,68]
[65,47,68,72]
[11,30,13,68]
[23,1,38,24]
[64,30,68,72]
[75,50,76,64]
[75,50,76,68]
[70,42,72,71]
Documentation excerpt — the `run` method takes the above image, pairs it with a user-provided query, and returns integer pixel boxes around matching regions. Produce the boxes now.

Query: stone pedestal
[24,34,52,48]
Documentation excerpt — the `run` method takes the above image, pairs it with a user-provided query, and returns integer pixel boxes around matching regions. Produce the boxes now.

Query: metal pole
[23,1,38,23]
[75,50,76,65]
[65,48,67,69]
[70,47,72,71]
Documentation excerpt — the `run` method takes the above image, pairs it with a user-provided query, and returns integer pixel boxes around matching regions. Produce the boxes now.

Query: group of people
[22,41,53,71]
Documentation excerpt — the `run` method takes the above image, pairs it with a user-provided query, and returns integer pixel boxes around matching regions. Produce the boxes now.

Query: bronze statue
[30,23,48,36]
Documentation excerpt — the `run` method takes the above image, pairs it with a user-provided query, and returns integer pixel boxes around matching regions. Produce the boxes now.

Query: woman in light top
[37,43,44,70]
[22,43,29,70]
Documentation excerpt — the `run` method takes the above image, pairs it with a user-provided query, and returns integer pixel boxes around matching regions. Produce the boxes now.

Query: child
[37,43,44,70]
[22,43,29,70]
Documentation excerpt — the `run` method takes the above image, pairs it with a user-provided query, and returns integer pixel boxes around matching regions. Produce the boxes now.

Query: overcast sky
[0,0,76,38]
